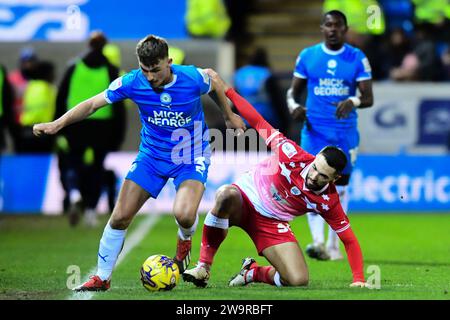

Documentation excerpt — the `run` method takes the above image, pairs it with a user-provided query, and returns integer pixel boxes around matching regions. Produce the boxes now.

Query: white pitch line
[68,213,160,300]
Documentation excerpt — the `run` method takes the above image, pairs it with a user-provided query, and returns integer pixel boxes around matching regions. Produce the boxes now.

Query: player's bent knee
[109,205,136,229]
[174,208,197,228]
[282,273,309,287]
[109,214,133,230]
[214,185,240,213]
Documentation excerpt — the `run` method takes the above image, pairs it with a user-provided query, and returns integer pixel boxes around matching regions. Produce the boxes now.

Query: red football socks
[253,266,275,285]
[199,225,228,265]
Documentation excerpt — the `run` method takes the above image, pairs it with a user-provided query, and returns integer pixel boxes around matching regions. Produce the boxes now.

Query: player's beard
[306,177,321,191]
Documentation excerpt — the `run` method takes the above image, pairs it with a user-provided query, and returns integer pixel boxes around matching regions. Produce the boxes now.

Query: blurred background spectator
[223,0,255,43]
[383,27,413,78]
[441,44,450,80]
[0,64,14,153]
[55,31,125,226]
[185,0,231,39]
[7,47,39,152]
[390,23,445,81]
[17,60,56,153]
[233,47,290,132]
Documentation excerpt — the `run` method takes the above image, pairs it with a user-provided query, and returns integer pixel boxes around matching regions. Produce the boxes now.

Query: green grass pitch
[0,212,449,300]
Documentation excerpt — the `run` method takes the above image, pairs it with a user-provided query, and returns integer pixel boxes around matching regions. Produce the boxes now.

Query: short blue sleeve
[104,72,133,103]
[355,50,372,82]
[293,49,308,79]
[195,67,212,95]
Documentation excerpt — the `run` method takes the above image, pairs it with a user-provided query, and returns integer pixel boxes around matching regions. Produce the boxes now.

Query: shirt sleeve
[104,72,133,103]
[293,49,308,79]
[195,68,212,95]
[322,201,351,234]
[225,88,309,162]
[356,51,372,82]
[321,204,365,282]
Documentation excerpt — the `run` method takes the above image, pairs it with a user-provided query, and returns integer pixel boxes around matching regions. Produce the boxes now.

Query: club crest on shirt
[327,59,337,76]
[327,59,337,69]
[290,186,301,196]
[160,93,172,106]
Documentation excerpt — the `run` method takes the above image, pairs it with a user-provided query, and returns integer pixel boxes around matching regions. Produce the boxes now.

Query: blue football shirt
[104,64,212,162]
[294,43,372,128]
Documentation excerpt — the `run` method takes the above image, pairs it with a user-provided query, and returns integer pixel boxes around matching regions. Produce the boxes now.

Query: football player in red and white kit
[183,69,368,288]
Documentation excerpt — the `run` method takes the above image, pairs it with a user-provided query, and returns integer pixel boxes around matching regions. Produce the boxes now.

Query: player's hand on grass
[291,106,307,122]
[334,99,355,119]
[33,121,61,137]
[350,281,371,288]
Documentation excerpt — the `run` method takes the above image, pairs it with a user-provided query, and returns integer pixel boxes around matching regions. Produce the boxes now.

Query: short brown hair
[136,35,168,67]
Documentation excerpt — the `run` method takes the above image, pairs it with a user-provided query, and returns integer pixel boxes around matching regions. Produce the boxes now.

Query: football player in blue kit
[286,10,374,261]
[33,35,246,291]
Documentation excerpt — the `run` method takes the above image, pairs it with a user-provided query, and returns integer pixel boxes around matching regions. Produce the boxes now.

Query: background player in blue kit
[286,11,374,261]
[33,34,246,291]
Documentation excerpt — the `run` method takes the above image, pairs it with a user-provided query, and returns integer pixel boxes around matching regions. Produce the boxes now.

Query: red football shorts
[233,184,298,255]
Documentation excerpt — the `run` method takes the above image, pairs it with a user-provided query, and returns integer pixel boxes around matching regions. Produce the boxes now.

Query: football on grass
[140,254,180,291]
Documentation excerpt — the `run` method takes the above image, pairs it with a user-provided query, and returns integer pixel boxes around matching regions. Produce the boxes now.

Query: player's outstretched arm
[336,227,370,288]
[33,92,108,137]
[206,69,246,135]
[204,68,276,142]
[323,206,368,287]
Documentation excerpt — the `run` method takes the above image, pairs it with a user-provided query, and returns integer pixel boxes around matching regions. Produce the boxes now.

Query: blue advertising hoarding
[349,155,449,211]
[417,100,450,146]
[0,0,187,41]
[0,155,51,213]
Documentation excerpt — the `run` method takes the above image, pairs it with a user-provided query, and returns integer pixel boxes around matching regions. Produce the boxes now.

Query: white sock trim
[104,222,127,237]
[204,211,229,229]
[177,214,199,240]
[273,272,283,287]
